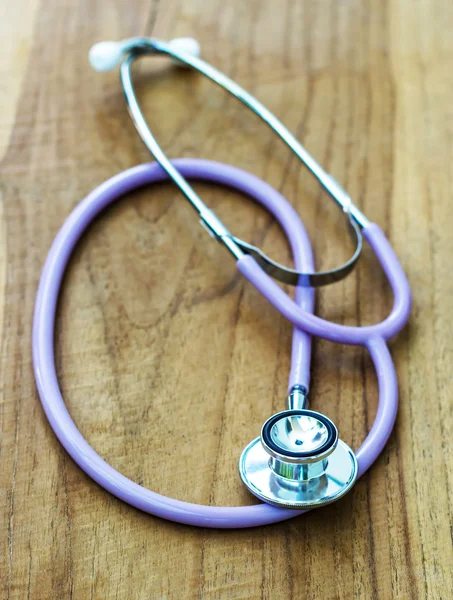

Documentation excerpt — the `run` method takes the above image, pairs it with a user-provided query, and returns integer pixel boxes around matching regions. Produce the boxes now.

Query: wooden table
[1,1,452,598]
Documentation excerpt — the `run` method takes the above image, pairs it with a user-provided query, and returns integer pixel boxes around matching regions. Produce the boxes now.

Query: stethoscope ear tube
[119,43,367,288]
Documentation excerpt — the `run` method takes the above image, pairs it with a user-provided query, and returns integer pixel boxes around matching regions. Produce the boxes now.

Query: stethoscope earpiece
[88,37,200,72]
[239,408,358,509]
[89,40,125,72]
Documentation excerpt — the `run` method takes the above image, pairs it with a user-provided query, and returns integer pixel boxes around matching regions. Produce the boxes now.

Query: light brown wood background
[1,0,452,598]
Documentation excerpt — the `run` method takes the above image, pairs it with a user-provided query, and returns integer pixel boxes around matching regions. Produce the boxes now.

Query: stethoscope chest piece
[239,410,358,509]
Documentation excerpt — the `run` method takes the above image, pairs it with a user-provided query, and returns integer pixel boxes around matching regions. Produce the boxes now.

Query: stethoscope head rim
[260,409,338,463]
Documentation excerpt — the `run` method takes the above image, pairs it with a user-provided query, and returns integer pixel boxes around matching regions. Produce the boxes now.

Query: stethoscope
[32,36,411,528]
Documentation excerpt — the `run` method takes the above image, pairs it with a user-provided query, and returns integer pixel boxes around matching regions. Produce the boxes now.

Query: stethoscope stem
[287,385,309,410]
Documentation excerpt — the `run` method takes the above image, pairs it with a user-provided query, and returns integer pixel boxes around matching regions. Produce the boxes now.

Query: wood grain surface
[1,0,453,598]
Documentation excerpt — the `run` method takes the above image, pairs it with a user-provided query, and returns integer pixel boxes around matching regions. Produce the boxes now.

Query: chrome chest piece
[239,387,358,509]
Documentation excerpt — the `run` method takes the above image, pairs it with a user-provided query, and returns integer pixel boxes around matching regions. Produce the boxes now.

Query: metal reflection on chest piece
[239,409,358,509]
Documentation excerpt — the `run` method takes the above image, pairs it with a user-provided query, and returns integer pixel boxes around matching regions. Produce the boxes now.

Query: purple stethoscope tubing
[33,159,411,528]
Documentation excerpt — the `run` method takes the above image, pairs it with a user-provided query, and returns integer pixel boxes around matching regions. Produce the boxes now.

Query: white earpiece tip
[89,41,124,72]
[168,37,200,66]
